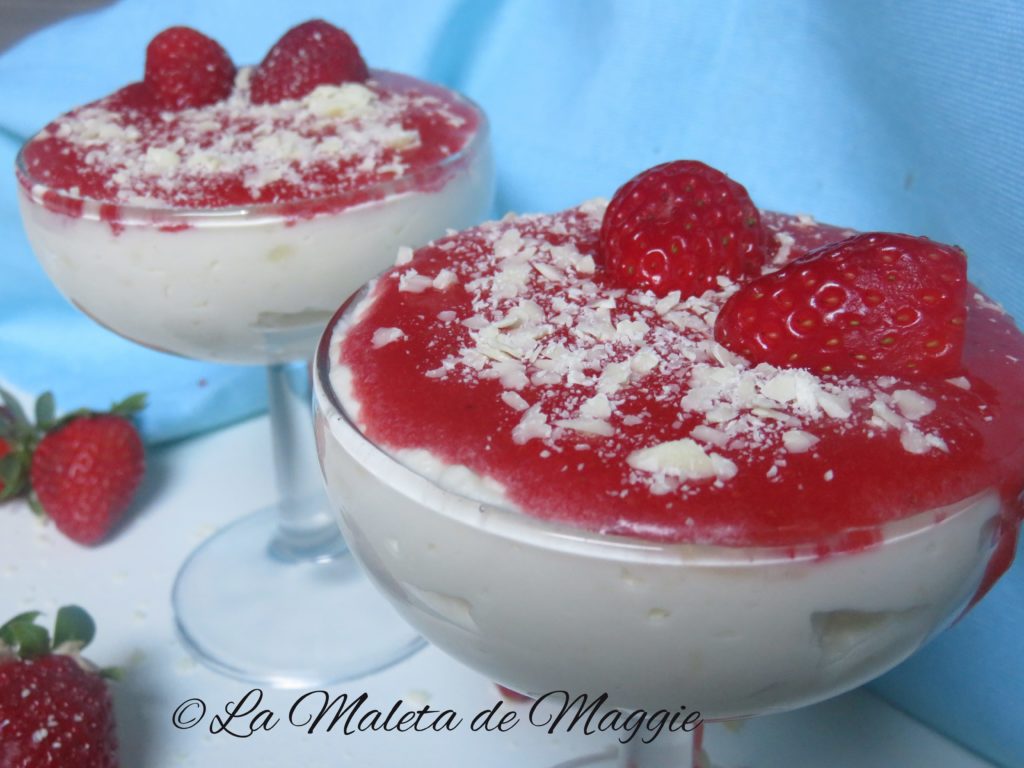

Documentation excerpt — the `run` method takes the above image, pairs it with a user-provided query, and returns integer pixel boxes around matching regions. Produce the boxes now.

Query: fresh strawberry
[31,402,145,546]
[144,26,235,110]
[0,607,118,768]
[0,389,146,544]
[250,19,369,105]
[599,160,768,298]
[714,232,968,378]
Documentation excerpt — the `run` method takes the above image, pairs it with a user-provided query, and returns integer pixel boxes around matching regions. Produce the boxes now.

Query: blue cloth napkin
[1,1,1022,763]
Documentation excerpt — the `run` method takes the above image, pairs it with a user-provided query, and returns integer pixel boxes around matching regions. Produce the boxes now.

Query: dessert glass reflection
[15,24,494,685]
[313,194,1023,762]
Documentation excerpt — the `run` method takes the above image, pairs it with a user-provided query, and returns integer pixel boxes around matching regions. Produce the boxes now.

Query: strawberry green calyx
[53,605,97,650]
[0,605,121,677]
[0,606,95,662]
[47,391,147,431]
[0,611,49,660]
[110,392,148,418]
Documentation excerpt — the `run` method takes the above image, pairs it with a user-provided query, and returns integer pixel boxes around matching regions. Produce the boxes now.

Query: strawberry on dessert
[715,232,968,378]
[0,607,118,768]
[15,20,493,363]
[250,19,369,104]
[314,160,1024,716]
[144,26,236,110]
[599,160,766,297]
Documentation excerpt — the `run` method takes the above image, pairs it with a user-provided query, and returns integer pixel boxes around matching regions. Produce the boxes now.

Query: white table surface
[0,388,996,768]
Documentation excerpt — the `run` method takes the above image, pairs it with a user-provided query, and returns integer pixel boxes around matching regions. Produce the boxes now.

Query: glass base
[550,726,705,768]
[172,504,425,687]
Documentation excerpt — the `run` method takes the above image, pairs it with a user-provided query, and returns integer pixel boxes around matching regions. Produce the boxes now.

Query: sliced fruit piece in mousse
[16,21,492,363]
[314,160,1024,718]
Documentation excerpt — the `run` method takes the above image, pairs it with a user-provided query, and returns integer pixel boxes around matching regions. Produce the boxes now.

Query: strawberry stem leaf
[0,413,14,440]
[34,392,56,430]
[6,620,50,660]
[53,605,95,649]
[0,453,26,500]
[26,493,45,518]
[100,666,123,682]
[0,611,42,643]
[111,393,148,418]
[0,389,30,432]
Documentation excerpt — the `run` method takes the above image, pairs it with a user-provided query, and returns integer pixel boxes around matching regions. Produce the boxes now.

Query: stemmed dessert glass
[313,288,1006,763]
[15,107,494,686]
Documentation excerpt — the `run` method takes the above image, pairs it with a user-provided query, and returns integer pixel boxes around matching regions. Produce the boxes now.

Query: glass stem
[617,741,637,768]
[611,722,705,768]
[266,361,346,562]
[691,722,706,768]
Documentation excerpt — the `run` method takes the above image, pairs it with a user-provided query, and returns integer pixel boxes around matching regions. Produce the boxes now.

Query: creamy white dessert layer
[18,143,493,364]
[316,311,998,719]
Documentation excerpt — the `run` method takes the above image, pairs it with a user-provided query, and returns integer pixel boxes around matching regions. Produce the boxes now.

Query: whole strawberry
[0,607,118,768]
[714,232,968,378]
[599,160,768,298]
[144,26,235,110]
[250,19,369,105]
[0,390,146,545]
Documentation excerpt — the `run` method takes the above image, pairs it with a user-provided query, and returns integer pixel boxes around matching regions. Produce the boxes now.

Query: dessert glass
[15,103,494,686]
[313,287,1004,763]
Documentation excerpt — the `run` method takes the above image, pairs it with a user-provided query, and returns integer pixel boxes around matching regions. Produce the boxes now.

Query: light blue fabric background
[1,1,1021,764]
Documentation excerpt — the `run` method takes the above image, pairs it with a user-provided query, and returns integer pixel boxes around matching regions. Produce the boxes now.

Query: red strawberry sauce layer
[18,70,480,221]
[338,204,1024,551]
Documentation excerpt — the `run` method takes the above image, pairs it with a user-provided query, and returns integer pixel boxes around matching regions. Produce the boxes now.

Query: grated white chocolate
[32,72,470,207]
[367,204,966,498]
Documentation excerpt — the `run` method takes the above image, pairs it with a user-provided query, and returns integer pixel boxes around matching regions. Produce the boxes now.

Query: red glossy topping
[338,204,1024,550]
[19,70,479,217]
[251,20,369,105]
[715,232,968,379]
[599,160,766,297]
